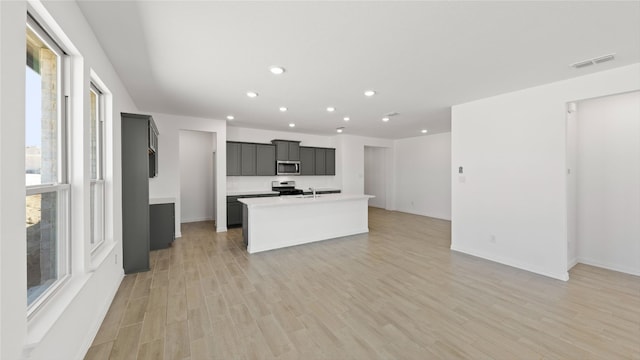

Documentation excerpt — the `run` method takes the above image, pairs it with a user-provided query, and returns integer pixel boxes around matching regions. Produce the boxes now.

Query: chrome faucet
[309,187,316,199]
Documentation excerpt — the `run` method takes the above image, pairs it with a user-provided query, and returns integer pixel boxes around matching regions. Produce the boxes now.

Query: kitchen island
[238,194,374,253]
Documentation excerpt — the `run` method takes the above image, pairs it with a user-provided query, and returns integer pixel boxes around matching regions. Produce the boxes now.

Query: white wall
[576,91,640,275]
[394,133,452,220]
[179,130,214,223]
[149,113,227,235]
[364,147,387,208]
[226,126,340,192]
[1,1,138,359]
[451,64,640,281]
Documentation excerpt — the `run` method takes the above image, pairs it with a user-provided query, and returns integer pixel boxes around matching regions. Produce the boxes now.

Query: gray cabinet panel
[121,113,151,274]
[256,144,276,176]
[227,142,241,176]
[315,148,326,175]
[274,141,289,161]
[150,203,175,250]
[288,142,300,161]
[227,202,243,227]
[299,147,315,175]
[241,143,257,176]
[326,148,336,175]
[273,140,300,161]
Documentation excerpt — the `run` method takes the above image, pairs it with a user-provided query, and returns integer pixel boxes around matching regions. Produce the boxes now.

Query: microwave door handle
[296,163,300,173]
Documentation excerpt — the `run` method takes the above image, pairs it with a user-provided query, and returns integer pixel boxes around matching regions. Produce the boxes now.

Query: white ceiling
[77,1,640,139]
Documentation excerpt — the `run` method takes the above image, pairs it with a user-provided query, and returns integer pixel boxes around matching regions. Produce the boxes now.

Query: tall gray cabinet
[121,113,154,274]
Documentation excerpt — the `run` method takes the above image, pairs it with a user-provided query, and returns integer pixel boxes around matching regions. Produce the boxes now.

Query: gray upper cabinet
[227,142,242,176]
[241,143,257,176]
[227,142,276,176]
[299,146,315,175]
[315,148,326,175]
[227,140,334,176]
[326,148,336,175]
[273,140,301,161]
[256,144,276,175]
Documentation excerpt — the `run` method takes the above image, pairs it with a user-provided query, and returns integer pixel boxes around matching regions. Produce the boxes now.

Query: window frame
[25,14,71,318]
[89,82,106,253]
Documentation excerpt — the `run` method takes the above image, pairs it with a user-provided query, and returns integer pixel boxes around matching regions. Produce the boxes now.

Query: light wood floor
[85,207,640,360]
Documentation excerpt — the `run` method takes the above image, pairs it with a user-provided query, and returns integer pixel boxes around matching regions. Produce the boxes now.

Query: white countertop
[238,193,373,208]
[227,190,279,196]
[149,197,176,205]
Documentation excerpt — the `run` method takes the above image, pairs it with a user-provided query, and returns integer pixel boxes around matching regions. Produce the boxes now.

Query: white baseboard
[450,243,569,281]
[567,257,579,270]
[175,231,182,238]
[180,216,213,223]
[577,257,640,276]
[394,207,452,221]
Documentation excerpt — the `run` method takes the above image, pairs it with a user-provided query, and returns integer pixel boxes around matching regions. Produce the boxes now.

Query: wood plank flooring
[85,207,640,359]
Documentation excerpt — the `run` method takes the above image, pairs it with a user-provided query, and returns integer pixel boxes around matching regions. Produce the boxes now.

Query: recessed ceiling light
[270,66,285,75]
[343,117,350,121]
[364,90,376,97]
[421,129,428,134]
[337,128,344,133]
[226,115,234,120]
[246,91,258,98]
[279,107,288,112]
[382,117,390,122]
[326,107,335,112]
[289,123,295,128]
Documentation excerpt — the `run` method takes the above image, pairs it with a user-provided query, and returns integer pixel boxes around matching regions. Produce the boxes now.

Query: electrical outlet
[411,201,414,207]
[115,254,118,264]
[490,235,496,244]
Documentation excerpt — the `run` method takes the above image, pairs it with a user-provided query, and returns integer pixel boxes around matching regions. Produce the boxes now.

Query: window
[25,16,70,311]
[90,83,105,252]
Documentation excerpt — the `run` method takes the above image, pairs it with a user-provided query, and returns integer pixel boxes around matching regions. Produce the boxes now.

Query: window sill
[90,241,117,272]
[23,273,91,357]
[23,241,118,356]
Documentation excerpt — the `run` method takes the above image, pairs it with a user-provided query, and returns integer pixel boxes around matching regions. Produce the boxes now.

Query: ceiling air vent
[570,53,616,69]
[593,54,615,64]
[571,60,594,69]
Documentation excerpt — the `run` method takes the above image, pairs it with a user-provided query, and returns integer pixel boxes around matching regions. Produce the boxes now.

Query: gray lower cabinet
[227,142,242,176]
[256,144,276,175]
[227,194,278,227]
[121,113,151,274]
[150,203,175,250]
[227,197,243,227]
[299,146,315,175]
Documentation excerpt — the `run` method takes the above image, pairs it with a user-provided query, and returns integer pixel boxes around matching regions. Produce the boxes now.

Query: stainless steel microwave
[277,160,300,175]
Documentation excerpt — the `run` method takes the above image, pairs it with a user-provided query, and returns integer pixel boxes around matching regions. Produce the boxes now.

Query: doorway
[364,146,387,209]
[179,130,216,224]
[566,91,640,275]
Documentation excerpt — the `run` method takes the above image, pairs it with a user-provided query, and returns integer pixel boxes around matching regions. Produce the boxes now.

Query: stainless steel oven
[276,160,300,175]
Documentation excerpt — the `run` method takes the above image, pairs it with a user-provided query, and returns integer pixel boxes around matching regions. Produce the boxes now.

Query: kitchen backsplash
[227,175,339,192]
